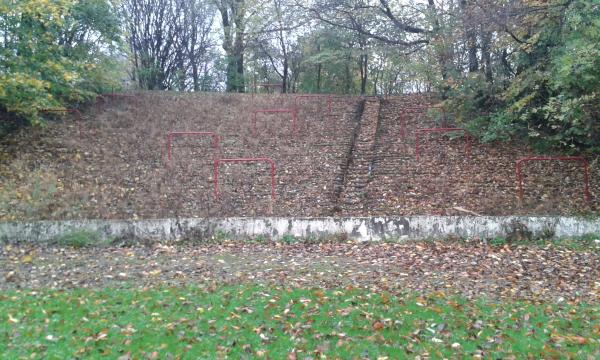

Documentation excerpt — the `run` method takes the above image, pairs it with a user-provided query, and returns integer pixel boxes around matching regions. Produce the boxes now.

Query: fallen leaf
[373,321,385,331]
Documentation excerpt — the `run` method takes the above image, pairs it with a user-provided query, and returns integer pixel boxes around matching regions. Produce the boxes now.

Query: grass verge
[1,285,598,359]
[53,230,102,248]
[487,233,600,251]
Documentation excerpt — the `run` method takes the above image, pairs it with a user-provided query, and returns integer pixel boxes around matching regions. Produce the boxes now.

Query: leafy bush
[0,0,122,124]
[281,234,297,244]
[447,0,600,154]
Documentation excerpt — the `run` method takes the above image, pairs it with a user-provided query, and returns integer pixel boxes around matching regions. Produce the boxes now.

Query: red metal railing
[295,94,333,114]
[166,131,220,166]
[415,128,471,161]
[399,105,446,138]
[515,156,591,202]
[252,108,298,135]
[213,158,277,200]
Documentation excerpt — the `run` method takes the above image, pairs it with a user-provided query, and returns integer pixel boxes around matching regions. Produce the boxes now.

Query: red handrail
[213,158,277,200]
[515,156,591,202]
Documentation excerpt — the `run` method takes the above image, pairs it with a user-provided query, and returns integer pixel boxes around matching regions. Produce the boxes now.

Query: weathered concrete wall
[1,216,599,243]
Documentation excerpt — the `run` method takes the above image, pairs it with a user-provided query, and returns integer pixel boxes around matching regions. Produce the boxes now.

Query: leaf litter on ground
[1,241,598,302]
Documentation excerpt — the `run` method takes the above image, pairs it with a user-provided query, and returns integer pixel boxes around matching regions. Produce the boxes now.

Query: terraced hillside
[0,92,598,220]
[0,93,361,219]
[364,97,599,216]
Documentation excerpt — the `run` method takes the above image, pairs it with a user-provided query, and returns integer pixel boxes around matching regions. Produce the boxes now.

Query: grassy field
[1,284,598,359]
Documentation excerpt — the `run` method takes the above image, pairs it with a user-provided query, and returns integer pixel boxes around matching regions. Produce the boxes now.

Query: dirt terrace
[364,97,600,216]
[0,93,360,220]
[0,92,598,220]
[1,242,598,302]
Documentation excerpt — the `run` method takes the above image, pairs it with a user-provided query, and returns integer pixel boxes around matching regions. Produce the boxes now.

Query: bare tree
[251,0,307,93]
[299,0,430,94]
[122,0,215,90]
[183,0,216,91]
[302,0,428,45]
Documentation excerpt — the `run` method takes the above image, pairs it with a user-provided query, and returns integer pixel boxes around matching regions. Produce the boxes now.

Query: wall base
[1,216,599,243]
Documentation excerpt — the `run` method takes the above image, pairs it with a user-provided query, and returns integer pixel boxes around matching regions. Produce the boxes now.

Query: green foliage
[212,229,231,242]
[486,233,599,251]
[489,237,508,246]
[281,234,296,244]
[253,234,268,243]
[1,285,597,358]
[0,0,121,123]
[445,73,513,142]
[295,28,363,94]
[53,230,101,248]
[448,0,600,154]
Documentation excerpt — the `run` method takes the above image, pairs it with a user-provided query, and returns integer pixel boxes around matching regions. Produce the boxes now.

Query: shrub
[0,0,122,125]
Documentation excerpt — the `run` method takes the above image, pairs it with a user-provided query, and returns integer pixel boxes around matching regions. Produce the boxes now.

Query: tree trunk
[192,60,200,91]
[235,48,245,92]
[467,35,478,72]
[316,43,322,92]
[359,53,368,95]
[219,0,246,92]
[282,58,289,93]
[345,48,352,94]
[177,54,186,91]
[428,0,452,98]
[233,36,245,91]
[316,63,322,92]
[500,49,513,82]
[461,0,478,72]
[481,31,493,82]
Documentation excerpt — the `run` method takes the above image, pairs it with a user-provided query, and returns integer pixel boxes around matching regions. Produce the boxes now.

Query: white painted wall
[1,216,599,243]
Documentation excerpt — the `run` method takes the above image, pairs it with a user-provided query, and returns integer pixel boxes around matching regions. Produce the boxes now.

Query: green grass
[1,285,598,359]
[488,233,600,251]
[281,234,297,244]
[53,230,102,248]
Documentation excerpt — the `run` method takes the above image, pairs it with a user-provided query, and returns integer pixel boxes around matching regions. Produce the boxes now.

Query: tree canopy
[0,0,121,123]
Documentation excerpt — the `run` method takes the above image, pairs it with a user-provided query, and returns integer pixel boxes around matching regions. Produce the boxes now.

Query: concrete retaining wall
[1,216,599,243]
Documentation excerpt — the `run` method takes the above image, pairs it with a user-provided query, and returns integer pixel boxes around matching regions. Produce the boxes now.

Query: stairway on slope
[365,95,438,214]
[365,96,534,215]
[336,97,382,214]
